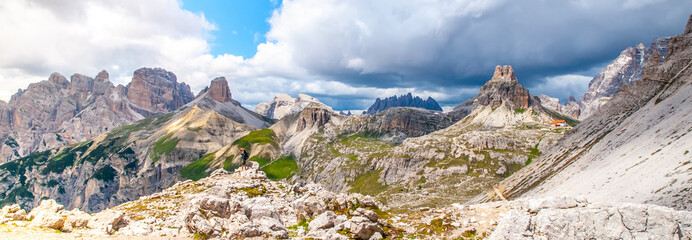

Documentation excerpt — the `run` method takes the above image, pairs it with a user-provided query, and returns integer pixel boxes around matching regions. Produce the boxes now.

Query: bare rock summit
[207,77,232,102]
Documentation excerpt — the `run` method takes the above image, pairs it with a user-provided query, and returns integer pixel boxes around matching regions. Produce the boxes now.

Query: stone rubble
[1,169,691,239]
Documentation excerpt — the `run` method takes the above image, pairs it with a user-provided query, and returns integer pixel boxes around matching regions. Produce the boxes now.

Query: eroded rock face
[296,104,332,132]
[126,67,194,115]
[475,65,536,110]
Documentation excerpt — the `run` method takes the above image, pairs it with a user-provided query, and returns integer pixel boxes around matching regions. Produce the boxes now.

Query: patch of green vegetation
[92,165,117,182]
[514,108,526,114]
[223,155,239,171]
[3,150,49,176]
[124,159,138,172]
[46,180,59,187]
[417,217,454,236]
[187,126,203,132]
[150,132,181,163]
[312,136,326,141]
[58,186,65,194]
[0,183,33,208]
[237,185,267,197]
[346,154,358,162]
[261,156,298,180]
[42,149,77,174]
[180,152,215,181]
[118,147,135,158]
[287,218,309,230]
[250,156,271,167]
[416,176,427,185]
[525,140,542,166]
[3,137,18,148]
[337,229,354,238]
[232,129,278,151]
[348,169,387,195]
[193,232,209,240]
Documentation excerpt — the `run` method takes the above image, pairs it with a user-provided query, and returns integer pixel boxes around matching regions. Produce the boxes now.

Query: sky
[0,0,690,111]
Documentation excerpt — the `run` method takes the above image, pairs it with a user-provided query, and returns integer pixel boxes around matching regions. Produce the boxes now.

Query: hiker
[240,148,249,170]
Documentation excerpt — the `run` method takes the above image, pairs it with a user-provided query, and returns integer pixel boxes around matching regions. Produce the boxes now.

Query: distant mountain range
[541,37,669,120]
[254,94,332,120]
[365,92,442,114]
[0,68,194,164]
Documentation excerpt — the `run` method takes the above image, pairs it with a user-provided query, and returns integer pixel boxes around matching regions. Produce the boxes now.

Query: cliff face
[365,93,442,114]
[578,38,669,119]
[0,68,195,165]
[126,68,194,116]
[207,77,232,102]
[296,104,333,132]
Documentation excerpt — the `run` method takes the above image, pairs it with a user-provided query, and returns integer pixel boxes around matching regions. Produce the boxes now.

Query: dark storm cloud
[266,0,692,95]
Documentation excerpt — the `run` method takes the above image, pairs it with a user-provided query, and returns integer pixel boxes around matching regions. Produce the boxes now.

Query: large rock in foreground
[489,197,692,239]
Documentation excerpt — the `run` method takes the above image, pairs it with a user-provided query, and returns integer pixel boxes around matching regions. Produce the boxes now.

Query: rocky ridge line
[365,92,442,114]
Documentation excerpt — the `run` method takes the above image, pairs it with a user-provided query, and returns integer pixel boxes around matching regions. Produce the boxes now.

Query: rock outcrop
[255,94,332,120]
[126,67,194,115]
[0,68,195,164]
[296,104,333,132]
[490,198,692,239]
[206,77,232,102]
[578,37,669,119]
[340,107,454,143]
[366,93,442,114]
[475,65,536,110]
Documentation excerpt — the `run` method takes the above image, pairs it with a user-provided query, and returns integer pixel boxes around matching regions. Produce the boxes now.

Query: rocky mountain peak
[126,67,194,114]
[475,65,533,109]
[48,72,69,88]
[490,65,518,83]
[95,70,109,82]
[578,37,669,119]
[69,73,96,94]
[365,92,442,114]
[208,77,232,102]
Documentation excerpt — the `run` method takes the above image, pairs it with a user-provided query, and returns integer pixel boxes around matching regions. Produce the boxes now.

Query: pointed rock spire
[490,65,518,83]
[208,77,232,102]
[476,65,532,109]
